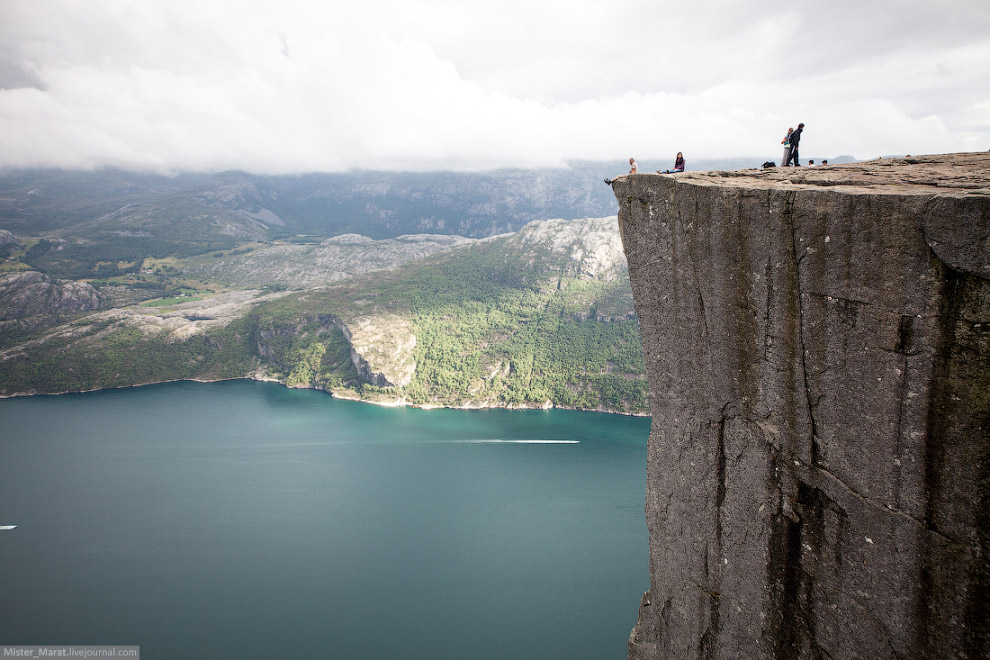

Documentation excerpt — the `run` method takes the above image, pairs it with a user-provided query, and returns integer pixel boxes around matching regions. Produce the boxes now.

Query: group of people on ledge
[775,123,825,168]
[605,121,822,186]
[604,153,684,185]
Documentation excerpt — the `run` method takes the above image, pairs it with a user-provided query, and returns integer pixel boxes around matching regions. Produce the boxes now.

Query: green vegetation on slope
[254,319,360,390]
[0,317,256,395]
[23,236,237,280]
[253,235,647,413]
[0,220,647,413]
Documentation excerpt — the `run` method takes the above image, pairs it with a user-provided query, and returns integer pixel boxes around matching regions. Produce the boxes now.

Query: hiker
[605,157,638,185]
[785,123,805,166]
[808,160,815,166]
[658,152,685,174]
[821,159,828,165]
[781,128,793,166]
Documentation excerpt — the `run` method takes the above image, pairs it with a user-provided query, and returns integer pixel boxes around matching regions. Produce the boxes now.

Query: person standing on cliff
[785,123,805,166]
[605,157,638,185]
[780,128,794,167]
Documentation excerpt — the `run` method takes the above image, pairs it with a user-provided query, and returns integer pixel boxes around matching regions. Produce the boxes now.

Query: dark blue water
[0,380,649,659]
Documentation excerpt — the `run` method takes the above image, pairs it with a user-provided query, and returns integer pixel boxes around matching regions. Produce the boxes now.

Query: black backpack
[762,161,776,169]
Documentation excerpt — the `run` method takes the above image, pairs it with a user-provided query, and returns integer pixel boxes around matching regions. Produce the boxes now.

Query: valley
[0,168,646,413]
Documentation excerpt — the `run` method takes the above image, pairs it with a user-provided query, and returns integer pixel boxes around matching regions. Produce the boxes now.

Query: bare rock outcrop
[0,270,103,321]
[0,229,23,249]
[613,153,989,659]
[504,216,628,280]
[183,233,476,288]
[113,289,290,341]
[252,312,416,388]
[338,314,416,387]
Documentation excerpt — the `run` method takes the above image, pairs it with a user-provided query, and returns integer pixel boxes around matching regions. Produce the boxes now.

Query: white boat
[0,525,17,530]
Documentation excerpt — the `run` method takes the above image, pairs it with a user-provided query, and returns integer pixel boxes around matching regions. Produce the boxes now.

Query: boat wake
[457,439,579,444]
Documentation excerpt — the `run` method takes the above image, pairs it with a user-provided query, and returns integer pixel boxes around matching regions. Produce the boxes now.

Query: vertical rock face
[337,314,417,388]
[613,154,989,660]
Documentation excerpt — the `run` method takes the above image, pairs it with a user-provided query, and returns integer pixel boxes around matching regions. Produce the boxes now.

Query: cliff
[613,153,989,659]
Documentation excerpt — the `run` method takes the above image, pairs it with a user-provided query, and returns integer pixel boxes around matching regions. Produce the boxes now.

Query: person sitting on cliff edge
[658,152,685,174]
[605,157,638,185]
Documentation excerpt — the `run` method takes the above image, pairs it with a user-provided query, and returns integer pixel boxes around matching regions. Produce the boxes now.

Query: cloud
[0,0,987,173]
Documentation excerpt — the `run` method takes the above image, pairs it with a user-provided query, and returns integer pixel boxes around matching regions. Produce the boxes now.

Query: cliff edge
[613,153,989,659]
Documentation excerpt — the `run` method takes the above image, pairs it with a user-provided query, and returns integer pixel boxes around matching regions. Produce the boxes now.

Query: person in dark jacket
[658,152,685,174]
[786,123,805,166]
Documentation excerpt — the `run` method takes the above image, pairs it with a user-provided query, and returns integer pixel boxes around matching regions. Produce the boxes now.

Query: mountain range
[0,212,646,412]
[0,158,853,412]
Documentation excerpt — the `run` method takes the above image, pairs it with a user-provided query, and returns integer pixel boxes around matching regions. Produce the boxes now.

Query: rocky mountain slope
[182,233,478,288]
[0,271,103,339]
[0,166,620,243]
[0,229,23,251]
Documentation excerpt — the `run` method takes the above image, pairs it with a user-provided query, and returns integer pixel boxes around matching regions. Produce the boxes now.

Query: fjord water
[0,380,649,659]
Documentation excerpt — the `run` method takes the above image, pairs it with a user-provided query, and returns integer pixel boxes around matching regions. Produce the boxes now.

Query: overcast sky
[1,0,988,173]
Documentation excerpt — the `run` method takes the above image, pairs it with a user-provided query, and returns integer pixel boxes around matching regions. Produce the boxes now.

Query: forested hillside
[0,217,647,414]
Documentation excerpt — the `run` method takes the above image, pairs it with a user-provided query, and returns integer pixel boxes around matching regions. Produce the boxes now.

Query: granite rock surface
[613,153,989,659]
[0,270,103,321]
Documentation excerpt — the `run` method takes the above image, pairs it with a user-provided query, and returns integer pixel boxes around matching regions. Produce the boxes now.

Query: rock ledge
[614,152,989,659]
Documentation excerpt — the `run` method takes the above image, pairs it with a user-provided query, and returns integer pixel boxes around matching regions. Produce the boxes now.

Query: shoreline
[0,375,651,418]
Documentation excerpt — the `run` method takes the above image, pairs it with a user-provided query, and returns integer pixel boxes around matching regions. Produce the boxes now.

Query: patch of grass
[0,260,32,272]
